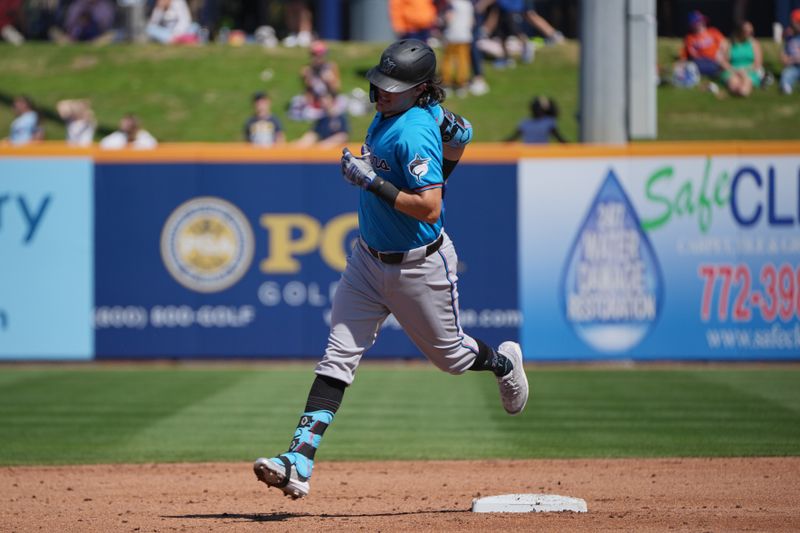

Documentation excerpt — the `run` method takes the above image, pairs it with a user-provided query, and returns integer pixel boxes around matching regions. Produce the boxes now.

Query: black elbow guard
[443,158,459,180]
[368,176,400,207]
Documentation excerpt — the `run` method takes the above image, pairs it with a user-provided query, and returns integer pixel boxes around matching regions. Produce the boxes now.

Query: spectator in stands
[479,0,534,67]
[99,114,157,149]
[289,40,343,121]
[146,0,198,44]
[0,0,25,45]
[468,0,490,95]
[680,10,726,78]
[780,8,800,94]
[720,20,763,97]
[293,93,349,148]
[48,0,115,43]
[523,0,563,45]
[506,95,566,144]
[243,91,285,147]
[441,0,474,96]
[389,0,437,41]
[282,0,312,47]
[6,96,44,145]
[57,99,97,146]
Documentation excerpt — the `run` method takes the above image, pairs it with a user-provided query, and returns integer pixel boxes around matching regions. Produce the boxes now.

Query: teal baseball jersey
[359,106,444,252]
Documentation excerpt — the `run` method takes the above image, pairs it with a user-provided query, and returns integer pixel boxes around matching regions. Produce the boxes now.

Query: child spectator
[244,91,285,147]
[100,114,157,149]
[57,99,97,146]
[506,95,566,144]
[719,20,762,97]
[780,9,800,94]
[441,0,474,96]
[6,96,43,145]
[680,10,726,78]
[293,93,349,148]
[146,0,197,44]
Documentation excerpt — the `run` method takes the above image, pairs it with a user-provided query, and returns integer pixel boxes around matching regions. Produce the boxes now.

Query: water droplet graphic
[561,170,664,353]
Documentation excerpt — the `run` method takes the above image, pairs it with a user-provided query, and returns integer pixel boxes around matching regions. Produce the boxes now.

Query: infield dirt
[2,458,799,532]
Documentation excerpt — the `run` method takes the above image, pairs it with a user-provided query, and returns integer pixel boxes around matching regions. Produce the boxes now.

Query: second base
[471,493,588,513]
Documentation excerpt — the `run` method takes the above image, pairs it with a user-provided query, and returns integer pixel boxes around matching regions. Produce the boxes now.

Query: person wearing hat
[288,40,342,121]
[252,39,528,500]
[780,8,800,94]
[243,91,285,147]
[680,10,727,78]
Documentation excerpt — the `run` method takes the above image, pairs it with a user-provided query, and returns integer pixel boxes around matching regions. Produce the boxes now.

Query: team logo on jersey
[364,143,391,171]
[161,197,254,293]
[369,153,391,171]
[407,154,431,184]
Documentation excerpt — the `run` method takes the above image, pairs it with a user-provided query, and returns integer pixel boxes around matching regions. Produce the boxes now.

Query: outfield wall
[1,142,799,361]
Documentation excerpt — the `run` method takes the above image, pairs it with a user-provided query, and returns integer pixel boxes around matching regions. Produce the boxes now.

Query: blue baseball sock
[276,409,334,479]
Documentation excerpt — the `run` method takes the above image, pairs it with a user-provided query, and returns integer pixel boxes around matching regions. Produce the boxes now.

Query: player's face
[375,85,424,117]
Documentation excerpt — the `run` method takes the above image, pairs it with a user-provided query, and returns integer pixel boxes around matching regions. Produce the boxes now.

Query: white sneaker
[253,456,310,499]
[282,33,298,47]
[496,341,529,415]
[469,77,490,96]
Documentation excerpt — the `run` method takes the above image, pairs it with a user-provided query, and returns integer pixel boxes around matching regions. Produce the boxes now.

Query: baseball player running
[254,39,529,499]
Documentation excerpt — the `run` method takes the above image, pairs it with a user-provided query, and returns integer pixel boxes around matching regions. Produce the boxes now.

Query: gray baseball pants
[315,231,480,385]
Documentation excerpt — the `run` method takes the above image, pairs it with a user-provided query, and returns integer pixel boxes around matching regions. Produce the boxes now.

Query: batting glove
[430,104,473,148]
[341,147,377,189]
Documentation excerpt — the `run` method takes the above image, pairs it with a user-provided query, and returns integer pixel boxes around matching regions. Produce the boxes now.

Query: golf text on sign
[93,161,518,358]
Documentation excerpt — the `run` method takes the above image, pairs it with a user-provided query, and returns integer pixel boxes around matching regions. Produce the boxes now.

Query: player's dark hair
[417,78,446,107]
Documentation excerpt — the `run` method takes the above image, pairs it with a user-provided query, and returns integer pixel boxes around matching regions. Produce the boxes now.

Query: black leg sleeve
[304,374,347,413]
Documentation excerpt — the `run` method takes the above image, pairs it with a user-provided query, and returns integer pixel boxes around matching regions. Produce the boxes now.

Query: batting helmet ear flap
[369,83,378,103]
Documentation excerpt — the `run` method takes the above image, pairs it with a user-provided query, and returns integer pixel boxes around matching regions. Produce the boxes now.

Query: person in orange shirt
[389,0,438,41]
[680,10,728,77]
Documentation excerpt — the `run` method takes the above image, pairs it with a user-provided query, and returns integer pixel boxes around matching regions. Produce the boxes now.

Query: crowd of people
[4,2,799,146]
[3,0,570,148]
[4,94,159,148]
[673,8,800,97]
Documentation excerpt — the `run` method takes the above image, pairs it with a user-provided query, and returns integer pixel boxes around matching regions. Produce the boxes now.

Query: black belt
[366,234,444,265]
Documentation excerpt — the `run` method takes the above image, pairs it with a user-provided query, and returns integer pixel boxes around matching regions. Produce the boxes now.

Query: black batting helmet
[366,39,437,93]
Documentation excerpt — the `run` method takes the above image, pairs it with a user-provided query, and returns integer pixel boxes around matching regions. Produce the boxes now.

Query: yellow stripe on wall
[1,141,799,163]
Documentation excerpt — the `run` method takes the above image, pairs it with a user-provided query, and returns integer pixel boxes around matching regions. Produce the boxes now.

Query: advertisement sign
[520,155,800,360]
[94,162,518,358]
[0,158,94,359]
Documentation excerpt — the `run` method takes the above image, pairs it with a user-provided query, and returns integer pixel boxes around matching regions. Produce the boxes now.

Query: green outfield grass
[1,364,798,466]
[0,38,797,144]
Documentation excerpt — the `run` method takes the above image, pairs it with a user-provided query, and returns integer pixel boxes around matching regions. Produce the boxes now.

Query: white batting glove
[341,147,377,189]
